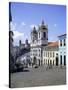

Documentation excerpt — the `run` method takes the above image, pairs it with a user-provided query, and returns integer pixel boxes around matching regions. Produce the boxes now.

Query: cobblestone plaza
[11,66,66,88]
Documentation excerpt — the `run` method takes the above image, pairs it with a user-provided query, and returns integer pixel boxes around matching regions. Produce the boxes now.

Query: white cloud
[10,22,29,45]
[13,31,24,39]
[54,24,57,27]
[21,22,26,26]
[11,22,26,32]
[10,22,17,31]
[10,22,24,39]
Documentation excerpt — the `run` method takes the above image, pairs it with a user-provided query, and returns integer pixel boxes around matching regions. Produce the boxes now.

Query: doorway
[33,57,37,65]
[39,59,40,66]
[60,55,62,65]
[50,60,52,65]
[56,57,58,66]
[64,55,66,65]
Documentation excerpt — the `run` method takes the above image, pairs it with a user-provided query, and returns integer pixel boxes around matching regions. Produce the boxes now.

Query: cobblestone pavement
[11,66,66,88]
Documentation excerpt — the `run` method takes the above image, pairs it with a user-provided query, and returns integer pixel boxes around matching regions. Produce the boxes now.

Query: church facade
[30,21,48,66]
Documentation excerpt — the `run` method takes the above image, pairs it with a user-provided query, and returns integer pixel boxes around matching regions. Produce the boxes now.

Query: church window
[43,32,46,38]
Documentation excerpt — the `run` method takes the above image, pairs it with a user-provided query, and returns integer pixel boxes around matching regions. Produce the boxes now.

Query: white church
[30,20,48,66]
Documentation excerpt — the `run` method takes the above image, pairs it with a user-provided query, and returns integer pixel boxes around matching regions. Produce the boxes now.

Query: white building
[30,21,48,66]
[43,42,59,66]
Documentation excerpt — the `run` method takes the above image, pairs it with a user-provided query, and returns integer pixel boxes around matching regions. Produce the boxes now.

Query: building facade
[30,21,66,67]
[30,21,48,66]
[58,34,66,66]
[43,42,59,66]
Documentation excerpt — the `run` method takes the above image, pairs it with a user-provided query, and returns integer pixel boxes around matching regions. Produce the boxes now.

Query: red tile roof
[30,42,58,48]
[47,42,58,47]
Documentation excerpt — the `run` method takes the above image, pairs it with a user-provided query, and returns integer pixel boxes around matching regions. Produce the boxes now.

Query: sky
[10,2,66,46]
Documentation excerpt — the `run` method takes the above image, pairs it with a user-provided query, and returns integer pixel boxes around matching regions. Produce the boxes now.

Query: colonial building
[30,21,48,66]
[58,34,66,66]
[43,42,59,66]
[30,21,66,67]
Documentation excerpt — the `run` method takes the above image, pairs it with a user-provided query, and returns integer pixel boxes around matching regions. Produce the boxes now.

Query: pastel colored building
[58,34,66,66]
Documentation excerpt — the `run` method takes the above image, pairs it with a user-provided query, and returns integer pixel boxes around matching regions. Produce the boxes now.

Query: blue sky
[10,2,66,46]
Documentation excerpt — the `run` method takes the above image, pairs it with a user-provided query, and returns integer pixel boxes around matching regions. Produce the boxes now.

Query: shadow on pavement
[11,69,30,73]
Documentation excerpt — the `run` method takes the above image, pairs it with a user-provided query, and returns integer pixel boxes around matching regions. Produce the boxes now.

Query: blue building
[58,34,66,66]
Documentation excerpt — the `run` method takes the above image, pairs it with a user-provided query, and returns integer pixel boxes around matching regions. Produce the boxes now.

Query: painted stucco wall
[58,34,66,66]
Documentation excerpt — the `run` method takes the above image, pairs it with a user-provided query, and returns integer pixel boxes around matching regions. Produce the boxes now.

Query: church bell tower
[38,20,48,46]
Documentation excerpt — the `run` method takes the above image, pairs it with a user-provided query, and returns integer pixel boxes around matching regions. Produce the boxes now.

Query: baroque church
[30,21,48,66]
